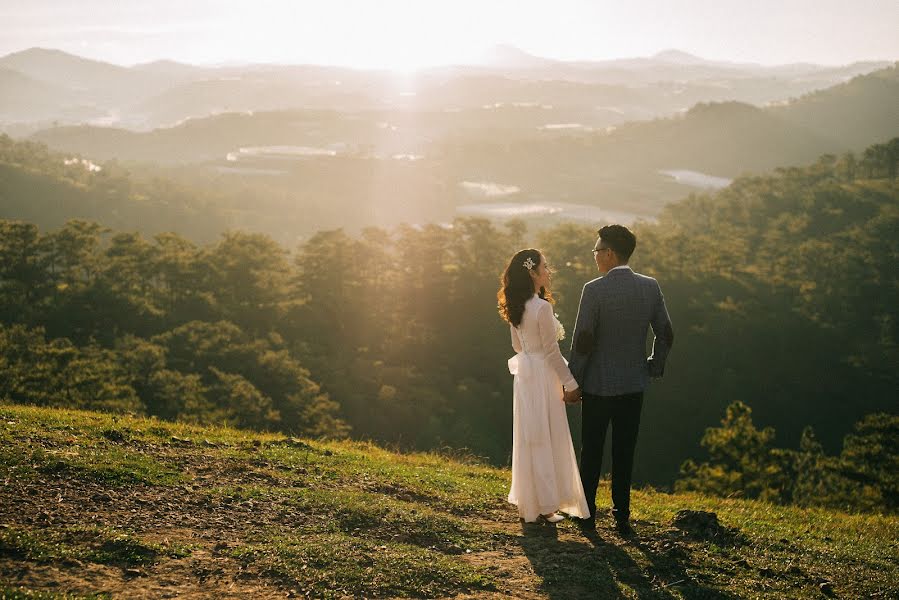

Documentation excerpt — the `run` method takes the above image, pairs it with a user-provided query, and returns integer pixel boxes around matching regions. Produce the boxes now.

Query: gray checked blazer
[568,266,674,397]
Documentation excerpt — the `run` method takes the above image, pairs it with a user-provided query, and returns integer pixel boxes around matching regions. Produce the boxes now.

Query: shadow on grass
[518,519,740,600]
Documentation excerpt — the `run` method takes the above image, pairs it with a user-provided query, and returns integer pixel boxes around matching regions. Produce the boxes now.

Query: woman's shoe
[542,512,565,523]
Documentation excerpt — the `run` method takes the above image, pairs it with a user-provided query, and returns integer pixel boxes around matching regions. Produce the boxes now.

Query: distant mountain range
[3,46,897,239]
[0,47,892,132]
[14,62,895,239]
[27,63,899,168]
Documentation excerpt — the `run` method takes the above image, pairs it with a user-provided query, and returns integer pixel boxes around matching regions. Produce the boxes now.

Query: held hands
[562,386,582,404]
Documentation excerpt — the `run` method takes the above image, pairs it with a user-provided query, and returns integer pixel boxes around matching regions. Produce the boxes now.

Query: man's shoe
[615,520,635,537]
[578,516,596,531]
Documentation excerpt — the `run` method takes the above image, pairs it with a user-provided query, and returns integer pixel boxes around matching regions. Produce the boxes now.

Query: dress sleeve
[536,301,578,390]
[510,324,522,353]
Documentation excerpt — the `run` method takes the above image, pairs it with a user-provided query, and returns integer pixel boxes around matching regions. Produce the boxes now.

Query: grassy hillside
[1,404,896,599]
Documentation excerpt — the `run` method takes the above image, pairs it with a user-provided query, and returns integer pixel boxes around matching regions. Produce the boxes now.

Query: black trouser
[579,392,644,521]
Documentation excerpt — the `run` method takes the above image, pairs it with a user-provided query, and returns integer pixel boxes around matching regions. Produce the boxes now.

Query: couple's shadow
[517,519,737,599]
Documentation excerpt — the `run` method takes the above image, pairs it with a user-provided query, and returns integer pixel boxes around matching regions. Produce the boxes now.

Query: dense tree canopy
[0,138,896,513]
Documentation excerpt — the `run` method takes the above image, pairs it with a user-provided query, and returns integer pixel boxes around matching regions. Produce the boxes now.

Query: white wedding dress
[507,295,590,522]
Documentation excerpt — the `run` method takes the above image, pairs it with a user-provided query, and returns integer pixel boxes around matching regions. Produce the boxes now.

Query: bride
[497,248,590,523]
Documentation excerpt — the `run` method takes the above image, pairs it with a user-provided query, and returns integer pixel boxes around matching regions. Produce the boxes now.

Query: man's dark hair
[598,224,637,262]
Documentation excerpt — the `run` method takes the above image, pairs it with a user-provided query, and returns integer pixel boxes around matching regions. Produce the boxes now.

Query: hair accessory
[522,257,536,270]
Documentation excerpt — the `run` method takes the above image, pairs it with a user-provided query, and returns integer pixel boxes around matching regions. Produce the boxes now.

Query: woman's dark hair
[598,224,637,262]
[497,248,553,327]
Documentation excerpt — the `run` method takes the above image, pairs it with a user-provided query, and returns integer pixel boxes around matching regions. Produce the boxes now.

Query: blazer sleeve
[567,283,599,386]
[647,280,674,377]
[536,301,578,390]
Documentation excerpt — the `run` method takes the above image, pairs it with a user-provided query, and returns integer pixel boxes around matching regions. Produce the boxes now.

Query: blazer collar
[605,265,633,275]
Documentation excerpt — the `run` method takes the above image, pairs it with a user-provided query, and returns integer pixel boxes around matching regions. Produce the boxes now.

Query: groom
[568,224,674,535]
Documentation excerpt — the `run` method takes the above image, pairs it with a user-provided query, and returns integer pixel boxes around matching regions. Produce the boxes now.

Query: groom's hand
[563,388,582,404]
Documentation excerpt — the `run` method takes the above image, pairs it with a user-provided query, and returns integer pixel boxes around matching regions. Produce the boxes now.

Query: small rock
[671,509,742,543]
[91,492,113,503]
[819,581,834,596]
[124,568,146,578]
[672,510,720,534]
[673,509,717,525]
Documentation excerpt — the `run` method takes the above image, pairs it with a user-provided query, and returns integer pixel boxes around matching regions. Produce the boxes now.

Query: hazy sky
[1,0,897,69]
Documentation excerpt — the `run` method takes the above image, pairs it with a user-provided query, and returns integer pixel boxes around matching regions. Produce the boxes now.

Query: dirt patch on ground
[2,445,307,597]
[0,553,289,599]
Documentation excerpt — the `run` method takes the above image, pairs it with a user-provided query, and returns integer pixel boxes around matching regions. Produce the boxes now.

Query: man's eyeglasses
[592,247,611,256]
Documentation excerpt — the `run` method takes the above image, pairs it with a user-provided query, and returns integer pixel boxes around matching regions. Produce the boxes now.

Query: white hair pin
[522,257,536,270]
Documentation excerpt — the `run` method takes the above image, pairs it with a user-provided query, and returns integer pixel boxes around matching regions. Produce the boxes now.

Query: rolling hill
[8,64,896,236]
[27,62,899,166]
[0,134,231,241]
[0,47,891,132]
[771,63,899,149]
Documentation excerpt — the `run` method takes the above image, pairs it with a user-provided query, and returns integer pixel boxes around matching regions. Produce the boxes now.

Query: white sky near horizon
[0,0,897,69]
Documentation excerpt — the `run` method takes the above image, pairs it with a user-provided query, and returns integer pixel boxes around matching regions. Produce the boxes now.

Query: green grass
[245,440,511,514]
[629,488,899,596]
[0,525,192,566]
[228,531,493,598]
[1,401,898,599]
[27,446,183,486]
[204,484,488,552]
[0,408,186,486]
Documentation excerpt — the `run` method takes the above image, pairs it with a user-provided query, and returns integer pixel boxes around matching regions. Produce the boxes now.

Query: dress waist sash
[508,352,549,444]
[507,352,545,378]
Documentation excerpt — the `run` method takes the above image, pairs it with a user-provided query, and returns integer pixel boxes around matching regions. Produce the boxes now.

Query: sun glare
[242,1,483,72]
[311,36,467,72]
